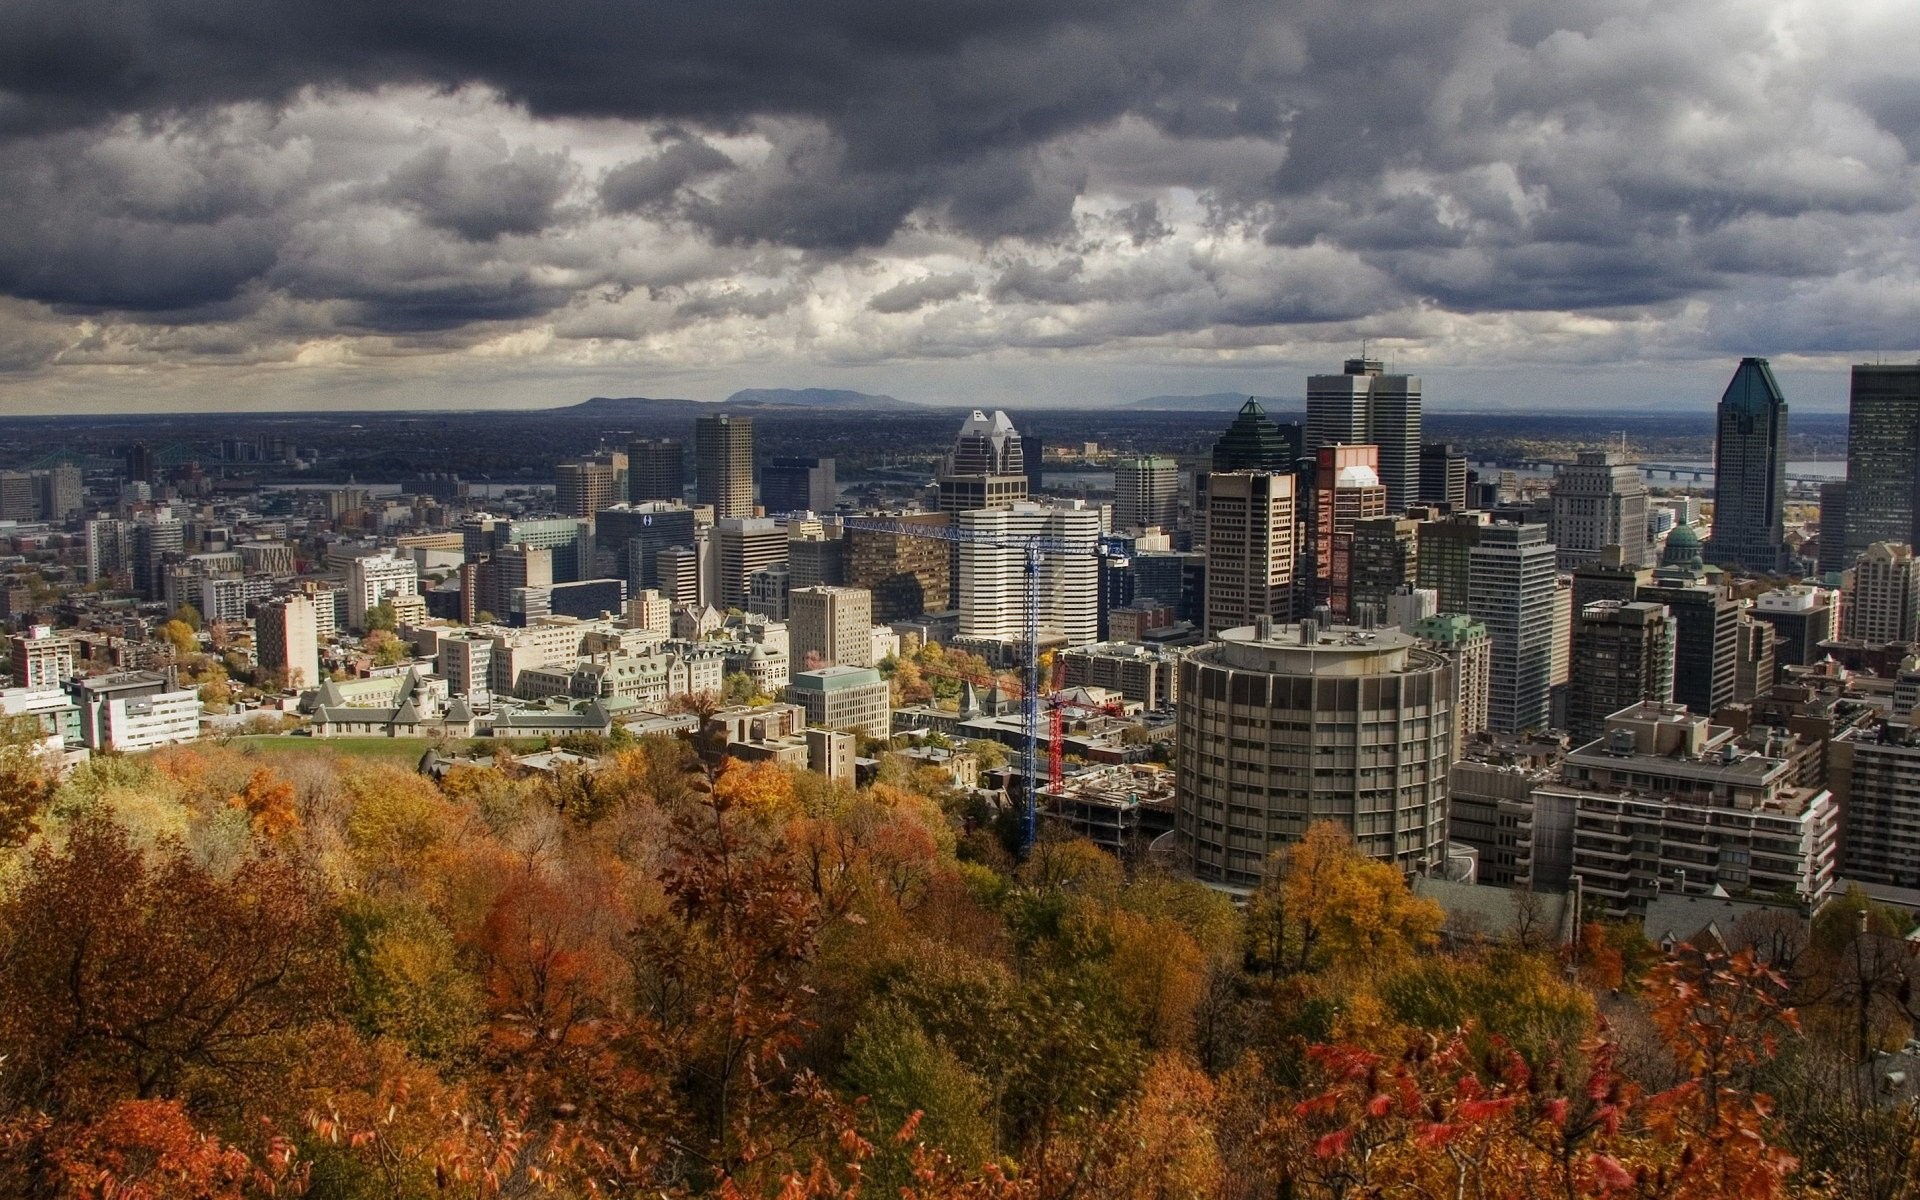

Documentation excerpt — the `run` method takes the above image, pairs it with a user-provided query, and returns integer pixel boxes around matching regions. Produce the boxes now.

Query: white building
[956,502,1101,647]
[347,552,420,631]
[1549,450,1651,569]
[1468,523,1559,734]
[71,673,201,753]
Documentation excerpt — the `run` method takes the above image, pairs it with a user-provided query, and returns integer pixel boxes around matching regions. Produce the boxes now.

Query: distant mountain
[565,395,705,414]
[724,387,909,409]
[1126,392,1299,413]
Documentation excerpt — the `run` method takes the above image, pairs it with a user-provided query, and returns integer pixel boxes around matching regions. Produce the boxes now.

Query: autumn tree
[0,711,56,847]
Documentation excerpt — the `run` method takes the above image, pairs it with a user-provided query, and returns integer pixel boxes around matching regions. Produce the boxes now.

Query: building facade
[1306,358,1422,510]
[1203,472,1297,636]
[1549,450,1650,569]
[695,414,755,520]
[1468,523,1558,734]
[1708,358,1789,573]
[1844,364,1920,558]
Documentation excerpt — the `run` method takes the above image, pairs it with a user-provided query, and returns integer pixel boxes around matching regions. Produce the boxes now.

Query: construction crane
[831,514,1121,850]
[1044,658,1128,792]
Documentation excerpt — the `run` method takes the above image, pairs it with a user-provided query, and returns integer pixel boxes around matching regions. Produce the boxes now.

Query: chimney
[1300,619,1319,645]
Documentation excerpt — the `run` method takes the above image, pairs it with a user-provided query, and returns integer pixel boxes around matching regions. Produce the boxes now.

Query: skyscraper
[1817,481,1849,577]
[695,414,755,520]
[1468,522,1558,734]
[1307,358,1421,510]
[1844,542,1920,644]
[1113,456,1180,531]
[1636,574,1739,718]
[1707,357,1789,573]
[1349,516,1420,620]
[937,409,1028,513]
[554,459,617,519]
[790,586,875,669]
[627,437,684,503]
[761,456,836,515]
[1418,443,1469,511]
[1211,399,1302,472]
[1312,445,1387,616]
[1204,472,1297,635]
[1549,450,1650,569]
[711,517,788,610]
[1567,600,1675,745]
[1844,364,1920,558]
[956,502,1100,647]
[255,594,320,690]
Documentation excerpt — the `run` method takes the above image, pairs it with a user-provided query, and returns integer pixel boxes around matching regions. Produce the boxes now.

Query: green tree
[721,670,756,705]
[363,601,397,633]
[170,602,203,631]
[841,1003,994,1189]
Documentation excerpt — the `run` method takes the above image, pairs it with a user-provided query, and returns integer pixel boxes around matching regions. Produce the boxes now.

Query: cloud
[868,272,976,314]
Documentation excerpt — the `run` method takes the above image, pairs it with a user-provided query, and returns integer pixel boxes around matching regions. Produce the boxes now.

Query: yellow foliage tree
[1284,822,1443,974]
[712,757,799,819]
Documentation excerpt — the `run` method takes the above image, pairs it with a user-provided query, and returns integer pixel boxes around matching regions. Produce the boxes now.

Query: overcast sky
[0,0,1915,414]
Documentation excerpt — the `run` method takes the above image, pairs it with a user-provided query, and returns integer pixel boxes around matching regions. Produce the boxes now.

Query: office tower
[124,443,155,486]
[695,414,755,519]
[38,465,82,524]
[475,545,552,625]
[1174,621,1452,886]
[1212,399,1302,471]
[1113,456,1180,531]
[956,503,1101,646]
[1132,549,1206,625]
[787,666,891,737]
[937,409,1028,514]
[790,585,876,668]
[711,517,788,610]
[554,459,617,519]
[1550,575,1574,691]
[84,518,130,584]
[254,594,320,690]
[1566,601,1675,745]
[0,472,37,522]
[130,519,184,600]
[1637,575,1738,717]
[1412,612,1491,750]
[1708,358,1789,572]
[1418,443,1469,511]
[347,553,420,630]
[1549,450,1650,569]
[1203,472,1297,635]
[1843,542,1920,644]
[1750,585,1837,667]
[747,564,790,620]
[9,625,72,688]
[1416,511,1484,613]
[1468,523,1558,734]
[436,631,494,701]
[1845,364,1920,557]
[657,545,701,606]
[1530,702,1837,917]
[1570,544,1652,615]
[1734,612,1776,702]
[595,502,696,589]
[1306,357,1421,510]
[628,438,685,502]
[845,514,951,620]
[1817,481,1849,577]
[761,456,836,515]
[1023,435,1045,495]
[788,529,847,588]
[1831,718,1920,889]
[1312,444,1387,616]
[1349,517,1419,620]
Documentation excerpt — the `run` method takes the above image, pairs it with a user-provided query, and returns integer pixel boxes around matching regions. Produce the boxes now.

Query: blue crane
[831,514,1125,850]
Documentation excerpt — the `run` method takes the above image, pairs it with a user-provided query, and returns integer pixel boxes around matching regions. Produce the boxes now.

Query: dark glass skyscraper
[1707,357,1788,573]
[1844,364,1920,559]
[1211,399,1302,471]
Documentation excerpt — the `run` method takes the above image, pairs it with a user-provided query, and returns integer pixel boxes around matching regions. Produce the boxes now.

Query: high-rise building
[1203,472,1297,636]
[845,515,951,621]
[595,502,696,590]
[1637,575,1739,718]
[627,438,684,503]
[1734,612,1776,703]
[130,519,184,601]
[1570,544,1652,614]
[254,595,320,690]
[1312,445,1388,616]
[1817,481,1849,578]
[123,443,155,487]
[1416,511,1484,613]
[1844,542,1920,644]
[695,414,755,520]
[1750,585,1837,667]
[347,553,420,630]
[711,518,788,610]
[957,503,1100,647]
[1306,358,1421,510]
[938,409,1028,515]
[1549,450,1650,569]
[41,465,82,524]
[1566,600,1675,745]
[1211,399,1302,472]
[761,456,836,515]
[1348,517,1419,621]
[788,529,847,588]
[657,545,701,606]
[1844,364,1920,558]
[1830,719,1920,889]
[9,625,72,689]
[1113,456,1180,531]
[475,545,552,625]
[1418,443,1469,511]
[84,518,130,584]
[790,585,876,669]
[1174,620,1453,886]
[1468,523,1558,733]
[554,459,617,519]
[1708,358,1789,573]
[1412,612,1491,751]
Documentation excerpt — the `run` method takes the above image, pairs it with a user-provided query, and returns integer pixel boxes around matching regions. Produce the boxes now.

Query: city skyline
[0,3,1917,413]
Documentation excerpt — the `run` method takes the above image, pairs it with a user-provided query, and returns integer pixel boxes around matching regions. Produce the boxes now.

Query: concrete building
[255,594,320,690]
[347,553,420,631]
[761,456,836,515]
[1829,719,1920,890]
[1638,574,1739,719]
[846,515,950,620]
[1204,472,1297,635]
[1174,620,1453,888]
[555,459,618,519]
[1844,364,1920,558]
[712,518,788,611]
[1468,523,1558,734]
[1567,601,1675,745]
[1750,585,1837,668]
[1818,480,1850,577]
[1419,442,1469,511]
[1533,702,1838,917]
[84,518,130,584]
[1447,739,1564,889]
[787,665,891,737]
[9,625,73,689]
[1550,450,1650,569]
[695,414,755,519]
[956,502,1101,647]
[1708,358,1790,573]
[1417,512,1485,614]
[1058,641,1182,709]
[1114,456,1180,531]
[70,672,202,753]
[1306,357,1422,510]
[937,409,1029,515]
[790,585,875,668]
[1844,542,1920,644]
[788,530,847,588]
[435,630,494,703]
[1349,517,1419,622]
[1412,612,1491,750]
[627,437,684,502]
[596,502,696,590]
[1312,445,1388,617]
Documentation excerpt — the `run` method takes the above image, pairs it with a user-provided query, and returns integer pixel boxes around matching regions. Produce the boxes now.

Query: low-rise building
[787,665,891,737]
[69,672,202,752]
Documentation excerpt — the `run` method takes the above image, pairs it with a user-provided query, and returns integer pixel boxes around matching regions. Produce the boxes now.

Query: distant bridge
[1494,459,1838,488]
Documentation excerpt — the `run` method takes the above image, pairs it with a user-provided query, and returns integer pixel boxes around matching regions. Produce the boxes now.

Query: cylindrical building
[1175,620,1453,889]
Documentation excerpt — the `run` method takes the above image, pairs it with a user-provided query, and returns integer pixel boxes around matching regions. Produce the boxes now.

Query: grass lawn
[219,734,550,765]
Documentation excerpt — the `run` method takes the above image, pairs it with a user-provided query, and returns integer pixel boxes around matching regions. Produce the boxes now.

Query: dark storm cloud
[600,132,735,215]
[380,143,574,241]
